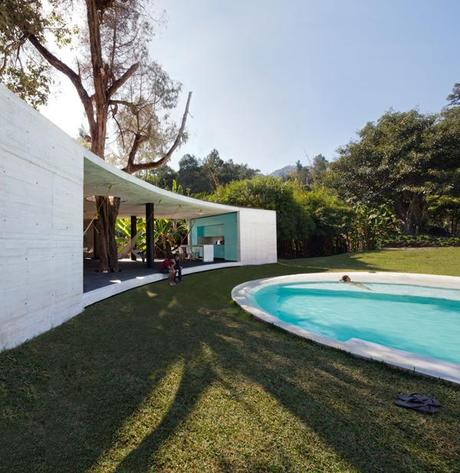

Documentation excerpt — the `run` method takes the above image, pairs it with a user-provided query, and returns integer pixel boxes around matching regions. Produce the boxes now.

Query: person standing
[174,253,182,282]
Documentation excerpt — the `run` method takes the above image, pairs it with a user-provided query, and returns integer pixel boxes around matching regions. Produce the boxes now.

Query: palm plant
[115,217,188,259]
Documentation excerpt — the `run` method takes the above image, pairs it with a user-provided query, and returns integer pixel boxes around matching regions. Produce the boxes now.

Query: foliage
[347,203,400,251]
[447,82,460,107]
[329,109,460,235]
[381,234,460,248]
[112,62,187,172]
[209,177,402,257]
[288,160,311,187]
[0,0,74,107]
[284,154,330,189]
[1,0,192,271]
[177,154,213,194]
[310,154,329,184]
[302,188,353,237]
[116,216,188,258]
[301,187,353,255]
[174,150,259,194]
[153,218,188,258]
[138,165,178,190]
[139,150,259,195]
[209,176,315,257]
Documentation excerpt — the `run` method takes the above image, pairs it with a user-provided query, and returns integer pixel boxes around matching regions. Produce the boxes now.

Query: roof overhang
[83,154,240,220]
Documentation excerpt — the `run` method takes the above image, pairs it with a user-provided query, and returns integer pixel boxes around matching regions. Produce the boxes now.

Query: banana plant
[115,217,188,258]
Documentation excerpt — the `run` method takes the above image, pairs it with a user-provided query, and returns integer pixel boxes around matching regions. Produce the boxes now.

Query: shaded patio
[84,258,225,293]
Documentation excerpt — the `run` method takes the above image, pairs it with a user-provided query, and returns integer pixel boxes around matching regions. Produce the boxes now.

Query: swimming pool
[232,272,460,384]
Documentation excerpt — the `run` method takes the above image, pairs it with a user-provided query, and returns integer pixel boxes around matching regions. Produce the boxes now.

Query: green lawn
[1,248,460,473]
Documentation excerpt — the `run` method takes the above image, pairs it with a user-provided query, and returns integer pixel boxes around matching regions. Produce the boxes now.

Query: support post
[130,216,137,261]
[93,220,98,259]
[145,203,154,268]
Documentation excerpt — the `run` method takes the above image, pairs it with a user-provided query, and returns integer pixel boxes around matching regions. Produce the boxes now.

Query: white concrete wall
[0,85,83,350]
[0,84,278,350]
[238,208,277,264]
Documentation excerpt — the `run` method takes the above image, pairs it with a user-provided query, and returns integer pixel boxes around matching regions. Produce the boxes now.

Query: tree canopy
[1,0,193,271]
[328,109,460,234]
[143,149,259,194]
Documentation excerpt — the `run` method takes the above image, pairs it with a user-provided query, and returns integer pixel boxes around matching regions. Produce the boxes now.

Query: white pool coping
[231,272,460,385]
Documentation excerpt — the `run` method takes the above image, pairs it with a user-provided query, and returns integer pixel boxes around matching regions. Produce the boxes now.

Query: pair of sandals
[394,393,441,414]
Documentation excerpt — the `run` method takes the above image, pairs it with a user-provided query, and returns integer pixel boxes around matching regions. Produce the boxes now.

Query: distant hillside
[270,165,295,178]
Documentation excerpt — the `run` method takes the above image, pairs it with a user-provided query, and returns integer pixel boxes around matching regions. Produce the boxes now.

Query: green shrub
[382,235,460,248]
[209,176,315,257]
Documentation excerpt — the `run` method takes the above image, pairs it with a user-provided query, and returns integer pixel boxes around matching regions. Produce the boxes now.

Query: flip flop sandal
[394,393,441,414]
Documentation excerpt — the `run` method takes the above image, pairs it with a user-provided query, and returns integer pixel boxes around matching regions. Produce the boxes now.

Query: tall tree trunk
[95,196,121,272]
[405,194,425,236]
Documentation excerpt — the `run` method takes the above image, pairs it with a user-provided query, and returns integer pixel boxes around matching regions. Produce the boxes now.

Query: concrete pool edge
[231,271,460,385]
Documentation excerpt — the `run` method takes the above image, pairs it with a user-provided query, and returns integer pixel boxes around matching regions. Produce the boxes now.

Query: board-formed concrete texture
[0,86,83,350]
[0,85,277,350]
[232,272,460,384]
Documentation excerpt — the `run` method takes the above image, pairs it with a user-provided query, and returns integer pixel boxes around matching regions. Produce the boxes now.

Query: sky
[42,0,460,174]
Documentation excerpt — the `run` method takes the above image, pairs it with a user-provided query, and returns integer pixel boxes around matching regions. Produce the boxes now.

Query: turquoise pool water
[253,282,460,365]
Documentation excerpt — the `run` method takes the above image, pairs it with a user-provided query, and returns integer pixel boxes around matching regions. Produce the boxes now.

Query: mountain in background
[270,165,295,178]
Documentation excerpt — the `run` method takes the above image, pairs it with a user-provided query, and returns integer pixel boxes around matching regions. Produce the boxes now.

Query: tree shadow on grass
[1,268,459,472]
[110,284,460,472]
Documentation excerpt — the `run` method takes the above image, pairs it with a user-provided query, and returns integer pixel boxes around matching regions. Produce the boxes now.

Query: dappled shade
[1,253,460,472]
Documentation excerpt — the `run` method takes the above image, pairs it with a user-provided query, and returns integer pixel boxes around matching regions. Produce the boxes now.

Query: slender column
[93,220,99,259]
[145,203,154,268]
[130,216,137,261]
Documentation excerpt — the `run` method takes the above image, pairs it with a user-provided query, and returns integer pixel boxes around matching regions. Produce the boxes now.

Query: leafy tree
[174,150,259,194]
[140,165,178,190]
[427,195,460,235]
[177,154,212,194]
[209,176,315,257]
[447,82,460,107]
[330,110,459,235]
[287,160,311,187]
[347,204,400,251]
[201,149,225,190]
[283,155,329,189]
[201,149,259,191]
[310,154,329,185]
[220,159,259,184]
[1,0,191,271]
[302,188,353,255]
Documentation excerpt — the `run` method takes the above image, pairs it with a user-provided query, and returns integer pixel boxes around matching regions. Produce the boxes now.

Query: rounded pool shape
[232,272,460,384]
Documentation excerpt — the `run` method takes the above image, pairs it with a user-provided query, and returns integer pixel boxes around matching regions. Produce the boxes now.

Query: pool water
[253,282,460,365]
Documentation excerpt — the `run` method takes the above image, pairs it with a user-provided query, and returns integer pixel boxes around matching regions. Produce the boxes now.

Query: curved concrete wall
[0,84,278,350]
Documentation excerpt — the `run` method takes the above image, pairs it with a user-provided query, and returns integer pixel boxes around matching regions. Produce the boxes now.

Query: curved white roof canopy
[84,153,240,219]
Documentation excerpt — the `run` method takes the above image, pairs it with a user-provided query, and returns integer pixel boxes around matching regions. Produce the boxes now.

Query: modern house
[0,85,277,350]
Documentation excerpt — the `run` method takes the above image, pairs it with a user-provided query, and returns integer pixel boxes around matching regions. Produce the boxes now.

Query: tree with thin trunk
[0,0,191,271]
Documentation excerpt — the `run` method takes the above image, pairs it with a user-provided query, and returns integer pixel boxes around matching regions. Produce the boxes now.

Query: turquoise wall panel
[191,212,238,261]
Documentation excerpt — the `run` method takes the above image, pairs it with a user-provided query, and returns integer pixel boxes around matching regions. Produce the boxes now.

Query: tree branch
[27,34,96,134]
[122,133,147,172]
[107,62,139,98]
[124,91,192,174]
[109,98,136,109]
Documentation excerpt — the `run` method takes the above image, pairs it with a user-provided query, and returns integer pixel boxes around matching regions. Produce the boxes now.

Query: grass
[281,246,460,276]
[0,247,459,473]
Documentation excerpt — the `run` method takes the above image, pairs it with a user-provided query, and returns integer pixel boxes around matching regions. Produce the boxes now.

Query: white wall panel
[238,208,277,264]
[0,85,83,350]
